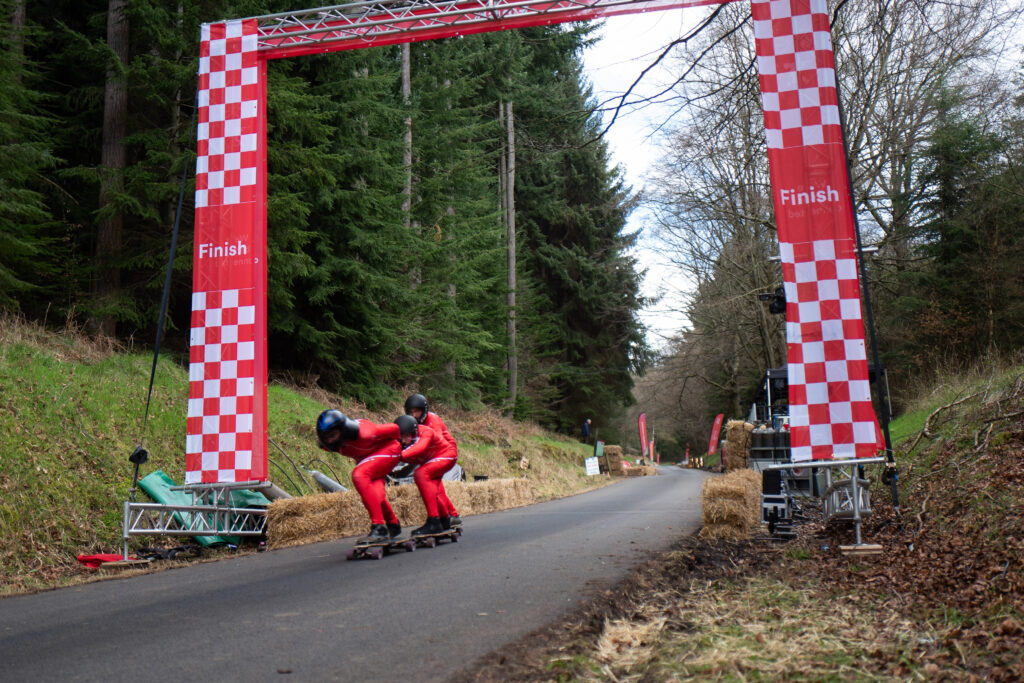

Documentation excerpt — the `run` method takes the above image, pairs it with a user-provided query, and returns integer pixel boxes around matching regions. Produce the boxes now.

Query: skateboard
[411,526,462,548]
[346,536,416,561]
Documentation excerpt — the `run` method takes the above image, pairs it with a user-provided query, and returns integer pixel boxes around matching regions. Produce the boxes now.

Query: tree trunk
[444,78,456,378]
[505,100,518,410]
[9,0,26,83]
[91,0,129,337]
[166,2,184,229]
[402,43,412,228]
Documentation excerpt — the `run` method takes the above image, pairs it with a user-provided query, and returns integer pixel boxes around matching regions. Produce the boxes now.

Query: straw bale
[699,468,761,535]
[723,420,754,471]
[606,447,626,475]
[702,498,752,526]
[700,476,748,502]
[266,478,536,549]
[724,452,749,471]
[624,465,658,477]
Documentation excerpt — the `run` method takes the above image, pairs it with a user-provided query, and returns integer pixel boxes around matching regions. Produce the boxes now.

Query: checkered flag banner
[751,0,884,461]
[187,19,267,483]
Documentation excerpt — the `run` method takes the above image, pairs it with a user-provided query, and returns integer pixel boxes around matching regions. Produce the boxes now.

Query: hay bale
[605,446,626,476]
[699,468,761,539]
[266,478,536,549]
[624,465,658,477]
[723,420,754,471]
[702,498,751,526]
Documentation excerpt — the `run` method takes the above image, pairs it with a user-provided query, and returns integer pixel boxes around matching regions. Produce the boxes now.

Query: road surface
[0,466,711,681]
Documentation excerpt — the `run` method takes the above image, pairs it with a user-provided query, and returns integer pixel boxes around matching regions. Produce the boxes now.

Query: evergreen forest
[0,0,649,436]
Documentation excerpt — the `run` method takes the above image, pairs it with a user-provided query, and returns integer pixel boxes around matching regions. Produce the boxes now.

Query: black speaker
[762,469,782,495]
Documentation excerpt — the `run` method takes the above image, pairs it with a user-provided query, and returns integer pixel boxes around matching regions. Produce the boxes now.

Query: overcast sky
[581,8,712,351]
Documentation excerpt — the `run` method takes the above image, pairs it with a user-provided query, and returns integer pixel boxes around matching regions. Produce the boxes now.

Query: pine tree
[405,35,507,406]
[511,24,650,431]
[0,0,58,310]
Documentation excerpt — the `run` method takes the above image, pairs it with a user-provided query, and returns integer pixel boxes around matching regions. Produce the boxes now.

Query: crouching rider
[316,409,403,543]
[395,414,459,536]
[404,394,462,529]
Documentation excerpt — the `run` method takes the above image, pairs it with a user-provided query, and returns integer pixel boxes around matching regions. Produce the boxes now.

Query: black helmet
[316,409,359,450]
[404,393,429,423]
[395,414,419,438]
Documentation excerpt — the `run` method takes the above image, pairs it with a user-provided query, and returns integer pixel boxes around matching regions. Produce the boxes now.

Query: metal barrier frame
[764,457,886,547]
[121,480,271,558]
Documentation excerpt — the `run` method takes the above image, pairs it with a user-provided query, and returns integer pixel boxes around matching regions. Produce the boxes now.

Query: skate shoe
[358,524,390,543]
[412,517,444,536]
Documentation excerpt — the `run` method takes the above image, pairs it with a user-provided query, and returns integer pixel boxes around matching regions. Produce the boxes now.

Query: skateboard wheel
[450,533,458,543]
[346,549,357,561]
[404,541,416,552]
[371,547,384,560]
[426,537,437,548]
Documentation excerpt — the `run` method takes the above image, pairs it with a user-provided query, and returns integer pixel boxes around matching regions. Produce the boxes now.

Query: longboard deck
[347,537,416,561]
[410,527,462,548]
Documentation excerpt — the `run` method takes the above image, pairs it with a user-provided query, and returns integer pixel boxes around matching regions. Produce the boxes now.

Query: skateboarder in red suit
[404,394,462,530]
[394,415,457,536]
[316,409,403,542]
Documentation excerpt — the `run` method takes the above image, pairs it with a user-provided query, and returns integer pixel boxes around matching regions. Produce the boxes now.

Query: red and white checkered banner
[751,0,883,461]
[184,0,885,481]
[186,19,268,483]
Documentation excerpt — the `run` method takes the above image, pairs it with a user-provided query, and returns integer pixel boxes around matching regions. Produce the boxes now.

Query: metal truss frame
[121,480,270,558]
[253,0,728,58]
[765,457,885,547]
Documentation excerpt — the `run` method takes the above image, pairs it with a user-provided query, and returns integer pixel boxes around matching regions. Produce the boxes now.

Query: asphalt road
[0,466,712,682]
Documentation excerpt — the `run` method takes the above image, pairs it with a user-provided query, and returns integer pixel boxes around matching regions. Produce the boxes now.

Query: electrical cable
[268,457,305,495]
[311,457,345,485]
[135,93,198,449]
[269,439,312,495]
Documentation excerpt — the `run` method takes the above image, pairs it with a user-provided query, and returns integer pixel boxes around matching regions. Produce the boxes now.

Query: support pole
[833,50,899,514]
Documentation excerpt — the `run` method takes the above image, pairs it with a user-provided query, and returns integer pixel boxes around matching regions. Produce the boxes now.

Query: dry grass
[630,577,937,681]
[267,478,536,549]
[0,311,124,364]
[594,612,668,672]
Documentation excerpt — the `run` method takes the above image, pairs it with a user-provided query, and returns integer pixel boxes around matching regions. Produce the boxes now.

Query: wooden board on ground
[101,558,152,569]
[840,544,883,556]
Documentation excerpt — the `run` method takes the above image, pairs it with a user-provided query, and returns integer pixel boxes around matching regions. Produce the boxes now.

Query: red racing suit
[329,420,402,525]
[421,411,457,456]
[400,423,460,519]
